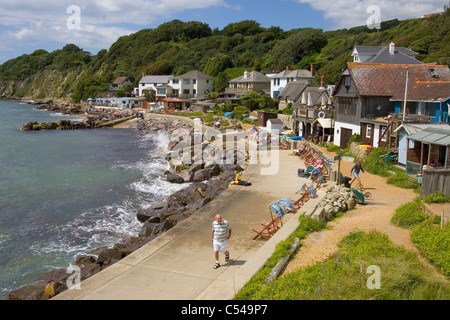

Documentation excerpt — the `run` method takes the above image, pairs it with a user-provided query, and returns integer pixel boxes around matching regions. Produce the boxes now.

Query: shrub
[423,191,450,204]
[326,145,341,153]
[411,219,450,277]
[391,197,429,228]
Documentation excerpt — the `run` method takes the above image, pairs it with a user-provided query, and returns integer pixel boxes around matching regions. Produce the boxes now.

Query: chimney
[389,41,395,55]
[310,65,316,77]
[244,70,250,79]
[320,75,325,89]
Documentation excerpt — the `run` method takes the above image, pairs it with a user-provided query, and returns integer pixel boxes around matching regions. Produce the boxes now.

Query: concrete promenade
[53,149,326,300]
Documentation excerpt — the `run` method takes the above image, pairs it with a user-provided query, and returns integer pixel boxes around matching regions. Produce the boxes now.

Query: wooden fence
[421,167,450,197]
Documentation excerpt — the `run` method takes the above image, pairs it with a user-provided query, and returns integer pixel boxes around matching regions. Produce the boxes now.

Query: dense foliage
[0,8,449,101]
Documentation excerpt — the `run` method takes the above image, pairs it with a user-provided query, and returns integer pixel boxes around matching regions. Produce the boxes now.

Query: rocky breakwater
[22,108,136,131]
[314,184,357,220]
[7,117,247,300]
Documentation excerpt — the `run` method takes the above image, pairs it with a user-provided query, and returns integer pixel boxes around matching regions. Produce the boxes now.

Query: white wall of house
[170,78,212,97]
[333,121,361,147]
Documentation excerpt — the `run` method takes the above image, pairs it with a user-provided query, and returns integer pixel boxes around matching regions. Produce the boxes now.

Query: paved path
[53,149,325,300]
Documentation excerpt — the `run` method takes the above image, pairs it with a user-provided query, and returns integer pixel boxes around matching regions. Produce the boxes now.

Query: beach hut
[267,118,283,135]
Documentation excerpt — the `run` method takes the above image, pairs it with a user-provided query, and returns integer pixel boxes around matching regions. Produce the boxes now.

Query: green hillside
[0,7,448,102]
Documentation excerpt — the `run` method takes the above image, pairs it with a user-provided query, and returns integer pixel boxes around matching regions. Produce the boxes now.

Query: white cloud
[0,0,230,55]
[294,0,446,28]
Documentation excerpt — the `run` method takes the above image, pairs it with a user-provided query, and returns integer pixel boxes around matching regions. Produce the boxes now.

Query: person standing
[211,214,231,269]
[350,160,365,186]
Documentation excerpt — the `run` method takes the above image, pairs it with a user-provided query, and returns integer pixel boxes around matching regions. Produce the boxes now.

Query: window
[366,125,372,138]
[183,89,190,95]
[193,79,197,85]
[172,79,179,84]
[338,98,357,116]
[183,79,190,85]
[380,126,387,142]
[157,88,166,95]
[344,76,351,87]
[193,89,196,95]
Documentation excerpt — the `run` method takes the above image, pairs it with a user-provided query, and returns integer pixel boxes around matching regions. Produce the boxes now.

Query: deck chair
[314,175,325,191]
[293,184,309,206]
[252,202,285,240]
[277,198,295,212]
[307,184,317,199]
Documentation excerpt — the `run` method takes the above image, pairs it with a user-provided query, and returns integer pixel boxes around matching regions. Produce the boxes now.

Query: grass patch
[391,196,429,228]
[411,219,450,277]
[233,215,326,300]
[363,147,419,190]
[423,191,450,204]
[240,231,449,300]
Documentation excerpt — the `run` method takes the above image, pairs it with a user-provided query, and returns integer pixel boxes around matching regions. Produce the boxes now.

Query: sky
[0,0,447,64]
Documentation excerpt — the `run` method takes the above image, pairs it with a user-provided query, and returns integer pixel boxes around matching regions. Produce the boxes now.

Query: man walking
[211,214,231,269]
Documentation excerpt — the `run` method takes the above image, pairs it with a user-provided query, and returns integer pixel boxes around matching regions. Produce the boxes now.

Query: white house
[169,70,213,98]
[268,66,315,99]
[137,75,173,97]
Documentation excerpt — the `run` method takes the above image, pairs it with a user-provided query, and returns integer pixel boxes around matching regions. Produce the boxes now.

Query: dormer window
[344,76,351,87]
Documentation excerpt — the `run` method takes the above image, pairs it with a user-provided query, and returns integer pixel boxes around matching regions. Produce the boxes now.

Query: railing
[295,108,332,120]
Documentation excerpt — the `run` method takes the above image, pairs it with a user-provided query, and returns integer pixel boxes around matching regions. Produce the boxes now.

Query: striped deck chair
[277,198,295,212]
[252,202,286,240]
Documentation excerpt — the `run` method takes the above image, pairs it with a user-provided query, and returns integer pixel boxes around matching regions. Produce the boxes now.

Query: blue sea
[0,100,184,299]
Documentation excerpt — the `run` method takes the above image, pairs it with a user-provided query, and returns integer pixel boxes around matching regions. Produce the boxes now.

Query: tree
[273,28,327,69]
[241,92,264,111]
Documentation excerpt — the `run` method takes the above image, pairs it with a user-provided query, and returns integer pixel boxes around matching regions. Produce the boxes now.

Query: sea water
[0,100,184,299]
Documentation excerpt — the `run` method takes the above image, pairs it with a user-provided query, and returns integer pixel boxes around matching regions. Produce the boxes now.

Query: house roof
[394,123,450,135]
[345,62,450,102]
[354,45,419,57]
[177,70,213,80]
[139,75,172,84]
[270,69,314,79]
[408,127,450,146]
[367,46,423,64]
[113,77,129,84]
[267,119,283,124]
[229,71,270,83]
[277,81,309,101]
[292,87,330,108]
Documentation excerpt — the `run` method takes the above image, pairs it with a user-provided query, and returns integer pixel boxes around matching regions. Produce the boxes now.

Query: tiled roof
[271,69,313,79]
[113,77,129,84]
[178,70,213,79]
[229,71,271,83]
[347,62,450,102]
[139,75,172,84]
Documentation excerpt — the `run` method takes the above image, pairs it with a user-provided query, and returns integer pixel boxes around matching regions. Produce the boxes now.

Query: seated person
[309,159,323,179]
[234,170,252,186]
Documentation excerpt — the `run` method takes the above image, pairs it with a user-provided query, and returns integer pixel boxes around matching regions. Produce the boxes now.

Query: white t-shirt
[212,219,231,242]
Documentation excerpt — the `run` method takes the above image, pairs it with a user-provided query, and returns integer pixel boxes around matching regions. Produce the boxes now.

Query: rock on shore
[21,101,136,131]
[7,117,247,300]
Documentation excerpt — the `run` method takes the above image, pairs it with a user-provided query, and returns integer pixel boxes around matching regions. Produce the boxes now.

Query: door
[340,128,353,149]
[398,131,407,165]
